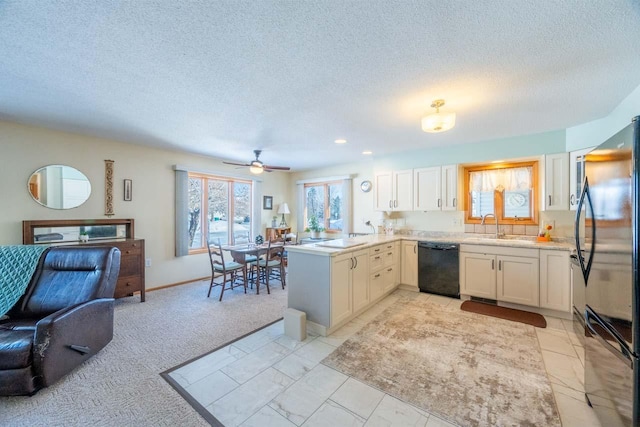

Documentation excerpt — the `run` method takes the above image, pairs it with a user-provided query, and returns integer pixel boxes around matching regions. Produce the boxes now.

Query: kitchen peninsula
[286,234,574,336]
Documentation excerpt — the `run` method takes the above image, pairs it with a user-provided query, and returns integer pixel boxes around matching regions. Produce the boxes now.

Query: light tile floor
[167,291,602,427]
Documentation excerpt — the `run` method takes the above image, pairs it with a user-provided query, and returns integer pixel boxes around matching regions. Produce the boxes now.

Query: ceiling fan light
[249,165,263,174]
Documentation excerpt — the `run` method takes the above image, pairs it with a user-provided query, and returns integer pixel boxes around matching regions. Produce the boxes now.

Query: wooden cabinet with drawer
[90,239,146,302]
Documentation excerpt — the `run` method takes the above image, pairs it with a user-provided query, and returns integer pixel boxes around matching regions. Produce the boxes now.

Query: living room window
[187,172,252,252]
[463,161,539,225]
[304,181,343,233]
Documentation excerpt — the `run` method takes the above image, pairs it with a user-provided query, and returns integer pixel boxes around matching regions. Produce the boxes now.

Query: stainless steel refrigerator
[574,116,639,426]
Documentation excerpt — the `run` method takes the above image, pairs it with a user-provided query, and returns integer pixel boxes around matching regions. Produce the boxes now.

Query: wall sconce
[422,99,456,133]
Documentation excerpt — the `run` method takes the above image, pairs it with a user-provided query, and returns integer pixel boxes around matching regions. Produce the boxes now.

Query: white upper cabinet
[543,152,569,211]
[374,169,413,211]
[569,147,594,211]
[414,165,458,211]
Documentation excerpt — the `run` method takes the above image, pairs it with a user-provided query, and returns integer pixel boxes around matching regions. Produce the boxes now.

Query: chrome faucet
[481,213,501,239]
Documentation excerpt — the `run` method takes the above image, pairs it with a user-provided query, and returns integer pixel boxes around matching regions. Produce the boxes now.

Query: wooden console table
[265,226,291,241]
[23,219,145,302]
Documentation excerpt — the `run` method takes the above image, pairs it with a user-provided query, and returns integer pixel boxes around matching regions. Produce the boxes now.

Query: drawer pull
[126,250,131,254]
[374,273,381,278]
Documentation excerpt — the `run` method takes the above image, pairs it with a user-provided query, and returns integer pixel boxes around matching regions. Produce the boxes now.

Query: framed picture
[263,195,273,210]
[124,179,132,201]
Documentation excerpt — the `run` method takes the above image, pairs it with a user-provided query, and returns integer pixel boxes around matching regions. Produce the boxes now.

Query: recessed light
[335,139,347,144]
[491,160,504,163]
[362,150,373,155]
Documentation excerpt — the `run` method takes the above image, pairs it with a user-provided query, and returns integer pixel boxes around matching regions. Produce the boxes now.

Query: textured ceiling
[1,1,640,171]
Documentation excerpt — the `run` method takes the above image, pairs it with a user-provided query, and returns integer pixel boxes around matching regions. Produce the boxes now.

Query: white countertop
[285,233,575,256]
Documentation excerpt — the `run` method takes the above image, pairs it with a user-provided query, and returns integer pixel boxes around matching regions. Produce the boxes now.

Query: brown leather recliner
[0,246,121,396]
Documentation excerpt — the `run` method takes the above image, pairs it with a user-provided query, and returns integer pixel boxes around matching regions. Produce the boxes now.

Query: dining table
[222,242,285,292]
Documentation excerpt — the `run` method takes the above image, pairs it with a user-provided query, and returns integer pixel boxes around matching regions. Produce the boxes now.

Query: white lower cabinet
[497,255,539,307]
[539,249,571,312]
[330,249,369,326]
[460,251,497,299]
[460,245,540,308]
[400,240,418,289]
[330,253,354,326]
[352,250,370,312]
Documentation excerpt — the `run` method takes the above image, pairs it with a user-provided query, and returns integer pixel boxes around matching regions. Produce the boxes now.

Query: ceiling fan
[222,149,290,174]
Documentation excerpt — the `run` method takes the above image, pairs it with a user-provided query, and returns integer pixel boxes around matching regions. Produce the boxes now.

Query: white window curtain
[296,183,305,234]
[252,180,262,241]
[469,167,532,192]
[341,179,352,235]
[175,170,189,257]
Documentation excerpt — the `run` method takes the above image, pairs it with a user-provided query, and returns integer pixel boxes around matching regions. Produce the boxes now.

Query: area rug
[322,294,560,427]
[460,300,547,328]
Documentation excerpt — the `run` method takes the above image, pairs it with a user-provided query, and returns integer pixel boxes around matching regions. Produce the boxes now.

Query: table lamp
[278,203,290,227]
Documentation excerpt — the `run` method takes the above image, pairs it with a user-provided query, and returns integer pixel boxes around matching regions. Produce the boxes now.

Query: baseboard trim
[146,276,210,293]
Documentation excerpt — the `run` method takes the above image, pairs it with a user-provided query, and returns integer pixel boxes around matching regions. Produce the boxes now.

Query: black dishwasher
[418,242,460,298]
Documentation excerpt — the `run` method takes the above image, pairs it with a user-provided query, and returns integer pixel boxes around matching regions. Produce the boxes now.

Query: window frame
[303,180,344,234]
[463,160,539,226]
[187,172,253,254]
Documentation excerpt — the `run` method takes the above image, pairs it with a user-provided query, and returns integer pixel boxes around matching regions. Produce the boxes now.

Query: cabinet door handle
[437,198,441,207]
[350,258,354,269]
[354,257,358,269]
[498,260,502,271]
[570,194,576,205]
[394,200,398,208]
[492,259,495,270]
[453,198,457,207]
[548,195,552,206]
[389,200,392,208]
[413,245,417,254]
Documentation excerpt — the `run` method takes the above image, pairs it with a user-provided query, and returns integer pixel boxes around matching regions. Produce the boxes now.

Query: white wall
[566,83,640,151]
[0,120,288,289]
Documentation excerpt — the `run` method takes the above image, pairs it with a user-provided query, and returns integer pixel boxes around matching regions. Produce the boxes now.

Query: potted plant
[305,216,324,238]
[79,231,89,242]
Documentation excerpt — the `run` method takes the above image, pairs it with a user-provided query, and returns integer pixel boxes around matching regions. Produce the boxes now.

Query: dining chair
[207,240,247,301]
[252,240,286,294]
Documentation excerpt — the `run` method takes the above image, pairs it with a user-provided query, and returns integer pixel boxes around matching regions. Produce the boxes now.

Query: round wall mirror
[28,165,91,209]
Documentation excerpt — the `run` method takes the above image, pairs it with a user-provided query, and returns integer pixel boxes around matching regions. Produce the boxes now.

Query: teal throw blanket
[0,245,49,316]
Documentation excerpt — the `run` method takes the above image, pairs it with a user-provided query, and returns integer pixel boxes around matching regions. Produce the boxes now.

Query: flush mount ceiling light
[421,99,456,133]
[334,139,347,144]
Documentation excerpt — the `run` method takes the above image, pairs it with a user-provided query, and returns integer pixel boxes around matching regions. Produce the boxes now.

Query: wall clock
[360,180,372,193]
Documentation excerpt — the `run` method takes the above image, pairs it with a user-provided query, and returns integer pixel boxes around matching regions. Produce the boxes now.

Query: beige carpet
[0,279,287,427]
[322,294,561,427]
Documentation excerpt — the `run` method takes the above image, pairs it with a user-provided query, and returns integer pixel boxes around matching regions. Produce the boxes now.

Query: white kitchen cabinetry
[374,170,413,211]
[460,244,540,307]
[369,242,398,297]
[460,251,497,299]
[569,147,594,210]
[497,255,539,307]
[413,165,458,211]
[330,249,369,325]
[544,152,569,211]
[400,240,418,290]
[539,249,571,312]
